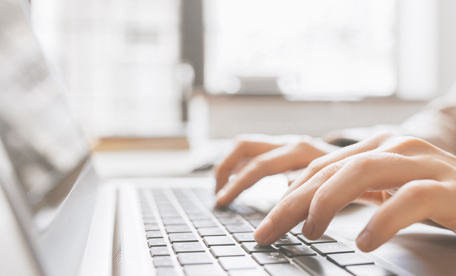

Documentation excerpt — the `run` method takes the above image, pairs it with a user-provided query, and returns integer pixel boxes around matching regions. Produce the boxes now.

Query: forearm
[400,96,456,155]
[323,84,456,155]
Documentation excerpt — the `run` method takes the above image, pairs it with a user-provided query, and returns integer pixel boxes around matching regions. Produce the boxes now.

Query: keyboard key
[346,264,397,276]
[212,209,236,218]
[169,233,198,243]
[159,210,178,217]
[156,267,178,276]
[248,219,262,228]
[173,242,205,253]
[160,212,182,218]
[252,252,289,265]
[327,252,374,266]
[219,256,257,270]
[228,270,267,276]
[143,214,156,220]
[154,256,174,267]
[242,213,266,220]
[225,224,254,233]
[156,204,175,209]
[178,252,213,265]
[165,225,192,233]
[193,219,218,228]
[188,213,211,220]
[148,238,167,247]
[184,264,223,276]
[203,236,236,247]
[233,233,255,243]
[158,210,179,215]
[146,231,163,239]
[229,204,256,216]
[297,234,336,245]
[289,222,305,235]
[151,246,170,256]
[279,245,316,257]
[273,235,302,247]
[264,264,309,276]
[219,216,245,225]
[310,242,354,256]
[198,227,226,237]
[183,206,203,212]
[162,217,186,225]
[145,224,160,231]
[294,256,352,276]
[241,242,276,253]
[143,218,157,224]
[210,246,245,258]
[142,211,154,217]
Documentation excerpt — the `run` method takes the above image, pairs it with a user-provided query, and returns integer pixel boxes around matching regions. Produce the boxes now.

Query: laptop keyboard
[138,188,397,276]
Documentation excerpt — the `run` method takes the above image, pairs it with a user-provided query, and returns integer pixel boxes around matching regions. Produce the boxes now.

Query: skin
[215,131,456,252]
[214,134,339,206]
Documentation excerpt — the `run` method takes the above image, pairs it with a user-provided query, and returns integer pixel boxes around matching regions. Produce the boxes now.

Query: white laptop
[1,0,456,275]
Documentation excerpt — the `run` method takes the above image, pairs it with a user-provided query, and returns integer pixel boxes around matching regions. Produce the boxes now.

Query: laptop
[1,0,456,275]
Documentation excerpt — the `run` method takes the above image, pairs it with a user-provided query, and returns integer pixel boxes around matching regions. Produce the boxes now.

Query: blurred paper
[236,174,288,213]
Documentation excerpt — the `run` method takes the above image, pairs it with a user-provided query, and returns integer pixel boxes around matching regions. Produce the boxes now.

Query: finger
[353,191,391,206]
[283,131,396,199]
[215,140,281,193]
[356,180,443,252]
[215,143,319,207]
[304,152,429,240]
[284,169,305,186]
[253,160,347,245]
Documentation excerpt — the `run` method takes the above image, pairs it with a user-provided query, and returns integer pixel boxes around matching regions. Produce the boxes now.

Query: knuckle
[313,188,332,209]
[401,181,435,208]
[293,140,311,150]
[307,158,324,174]
[315,162,343,183]
[234,135,249,147]
[277,197,295,217]
[348,153,377,171]
[291,135,315,150]
[394,136,429,149]
[251,156,269,170]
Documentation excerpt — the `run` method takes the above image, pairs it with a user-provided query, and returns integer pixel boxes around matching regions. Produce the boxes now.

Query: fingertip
[302,215,315,239]
[356,229,375,252]
[215,188,231,207]
[254,218,273,245]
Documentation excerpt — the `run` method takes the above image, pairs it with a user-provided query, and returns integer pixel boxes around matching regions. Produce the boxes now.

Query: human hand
[254,131,456,252]
[214,134,339,207]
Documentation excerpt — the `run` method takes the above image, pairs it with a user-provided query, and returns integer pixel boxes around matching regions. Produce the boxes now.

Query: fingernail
[215,189,227,206]
[356,230,373,251]
[254,218,273,244]
[303,216,315,238]
[216,188,227,199]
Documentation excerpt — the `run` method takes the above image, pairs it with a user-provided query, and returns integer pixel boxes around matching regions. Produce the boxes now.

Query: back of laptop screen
[0,0,90,229]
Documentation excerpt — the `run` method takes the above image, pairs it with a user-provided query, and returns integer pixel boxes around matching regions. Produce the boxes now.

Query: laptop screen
[0,0,90,217]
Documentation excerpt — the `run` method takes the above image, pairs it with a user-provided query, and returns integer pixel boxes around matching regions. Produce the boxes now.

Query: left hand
[254,131,456,252]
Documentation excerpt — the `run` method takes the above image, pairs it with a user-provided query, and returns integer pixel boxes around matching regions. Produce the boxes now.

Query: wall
[194,95,426,138]
[438,0,456,95]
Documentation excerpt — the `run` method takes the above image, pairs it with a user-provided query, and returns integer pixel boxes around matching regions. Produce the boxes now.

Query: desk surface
[91,140,230,179]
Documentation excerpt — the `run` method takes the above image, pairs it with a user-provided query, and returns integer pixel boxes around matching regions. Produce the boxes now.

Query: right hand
[214,134,339,207]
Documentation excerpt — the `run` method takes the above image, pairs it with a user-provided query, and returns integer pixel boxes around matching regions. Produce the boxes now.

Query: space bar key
[293,256,352,276]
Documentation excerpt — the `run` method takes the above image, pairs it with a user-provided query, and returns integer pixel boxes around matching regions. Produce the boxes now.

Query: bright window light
[205,0,397,97]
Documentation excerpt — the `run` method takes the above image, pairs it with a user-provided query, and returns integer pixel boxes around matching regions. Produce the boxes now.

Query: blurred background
[30,0,456,143]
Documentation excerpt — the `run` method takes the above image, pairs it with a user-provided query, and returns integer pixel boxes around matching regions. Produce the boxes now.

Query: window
[31,0,182,137]
[205,0,397,98]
